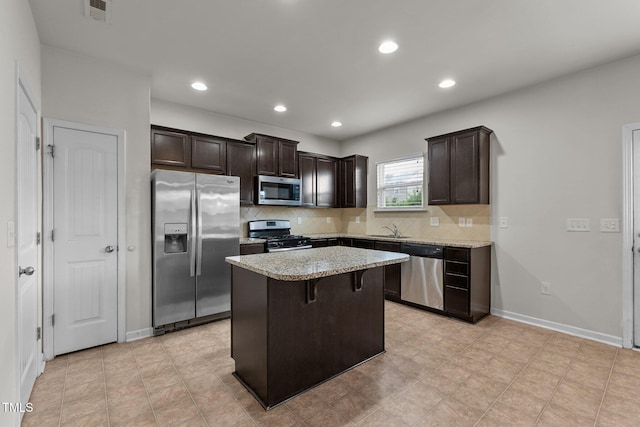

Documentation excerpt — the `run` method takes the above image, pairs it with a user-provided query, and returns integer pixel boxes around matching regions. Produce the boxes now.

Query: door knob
[105,245,115,253]
[19,266,35,276]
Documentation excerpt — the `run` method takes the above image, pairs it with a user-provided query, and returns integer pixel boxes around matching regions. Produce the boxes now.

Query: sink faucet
[382,224,400,238]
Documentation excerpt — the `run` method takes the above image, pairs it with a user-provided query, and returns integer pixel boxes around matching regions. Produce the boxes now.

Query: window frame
[376,153,426,211]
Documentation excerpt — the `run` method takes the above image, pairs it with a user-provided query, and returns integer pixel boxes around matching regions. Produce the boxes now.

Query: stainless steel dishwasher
[400,243,444,310]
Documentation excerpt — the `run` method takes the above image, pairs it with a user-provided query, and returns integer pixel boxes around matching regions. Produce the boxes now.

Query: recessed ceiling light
[331,121,342,128]
[378,40,398,54]
[274,105,287,112]
[191,81,207,91]
[438,79,456,88]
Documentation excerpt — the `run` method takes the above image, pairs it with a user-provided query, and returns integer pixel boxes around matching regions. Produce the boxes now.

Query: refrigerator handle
[190,189,196,277]
[196,189,203,276]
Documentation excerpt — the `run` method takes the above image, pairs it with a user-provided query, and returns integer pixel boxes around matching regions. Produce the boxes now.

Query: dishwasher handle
[400,243,444,258]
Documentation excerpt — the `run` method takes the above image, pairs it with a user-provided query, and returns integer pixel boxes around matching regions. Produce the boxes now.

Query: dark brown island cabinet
[427,126,492,205]
[244,133,299,178]
[443,246,491,322]
[298,152,339,208]
[231,266,385,409]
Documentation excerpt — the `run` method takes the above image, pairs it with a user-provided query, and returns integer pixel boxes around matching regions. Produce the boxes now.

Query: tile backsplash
[241,205,490,241]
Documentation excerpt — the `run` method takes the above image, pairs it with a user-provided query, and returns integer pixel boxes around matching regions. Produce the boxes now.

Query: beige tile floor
[22,301,640,426]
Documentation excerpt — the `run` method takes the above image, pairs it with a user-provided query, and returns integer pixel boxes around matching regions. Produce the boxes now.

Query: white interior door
[634,128,640,347]
[17,76,40,407]
[52,126,118,355]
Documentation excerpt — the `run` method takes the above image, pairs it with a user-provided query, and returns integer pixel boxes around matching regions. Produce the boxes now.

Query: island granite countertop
[226,246,409,281]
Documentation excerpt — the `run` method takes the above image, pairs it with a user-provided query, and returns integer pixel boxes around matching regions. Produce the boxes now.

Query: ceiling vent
[84,0,111,24]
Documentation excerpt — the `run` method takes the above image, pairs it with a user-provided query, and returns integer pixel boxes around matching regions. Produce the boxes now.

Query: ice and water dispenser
[164,223,188,253]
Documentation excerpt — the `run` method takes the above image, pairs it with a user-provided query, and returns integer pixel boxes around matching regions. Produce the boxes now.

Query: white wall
[343,54,640,341]
[0,1,41,424]
[41,46,152,334]
[151,99,342,157]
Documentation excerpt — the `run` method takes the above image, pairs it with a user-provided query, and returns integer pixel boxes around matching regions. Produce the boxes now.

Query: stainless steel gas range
[247,220,312,252]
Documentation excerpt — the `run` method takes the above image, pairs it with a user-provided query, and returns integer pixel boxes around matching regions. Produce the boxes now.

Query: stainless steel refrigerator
[151,170,239,329]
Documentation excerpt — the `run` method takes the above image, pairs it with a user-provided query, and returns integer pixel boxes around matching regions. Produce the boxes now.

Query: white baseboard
[125,328,153,342]
[490,308,622,348]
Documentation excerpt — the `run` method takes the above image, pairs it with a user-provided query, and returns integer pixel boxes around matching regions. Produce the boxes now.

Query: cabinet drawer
[445,286,469,316]
[353,239,375,249]
[444,247,470,262]
[327,238,340,246]
[445,260,469,276]
[444,273,469,290]
[311,239,328,248]
[374,241,401,252]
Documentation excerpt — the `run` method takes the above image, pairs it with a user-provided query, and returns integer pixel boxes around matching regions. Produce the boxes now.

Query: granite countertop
[304,233,492,249]
[226,246,409,281]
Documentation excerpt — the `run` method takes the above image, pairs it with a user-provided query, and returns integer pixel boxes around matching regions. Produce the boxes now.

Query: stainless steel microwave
[256,175,302,206]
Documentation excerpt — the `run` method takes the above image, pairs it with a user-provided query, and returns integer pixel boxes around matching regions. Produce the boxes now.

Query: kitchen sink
[367,234,411,239]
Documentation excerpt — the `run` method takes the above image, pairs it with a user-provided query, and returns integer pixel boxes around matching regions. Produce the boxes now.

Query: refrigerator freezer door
[195,174,240,317]
[152,170,197,326]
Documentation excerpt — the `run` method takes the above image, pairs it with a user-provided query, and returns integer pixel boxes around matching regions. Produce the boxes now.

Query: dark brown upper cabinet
[340,155,368,208]
[298,152,338,208]
[151,125,256,205]
[244,133,299,178]
[151,127,191,168]
[191,135,227,173]
[227,141,256,206]
[427,126,492,205]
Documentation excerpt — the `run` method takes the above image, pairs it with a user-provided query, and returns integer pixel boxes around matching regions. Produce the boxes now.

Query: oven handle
[267,245,313,252]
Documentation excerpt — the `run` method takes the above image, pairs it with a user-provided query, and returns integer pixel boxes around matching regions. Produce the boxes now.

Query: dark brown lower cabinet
[239,243,265,255]
[374,241,402,302]
[443,246,491,322]
[231,266,384,409]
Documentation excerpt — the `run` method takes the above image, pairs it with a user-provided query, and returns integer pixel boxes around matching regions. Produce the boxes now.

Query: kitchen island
[225,246,409,409]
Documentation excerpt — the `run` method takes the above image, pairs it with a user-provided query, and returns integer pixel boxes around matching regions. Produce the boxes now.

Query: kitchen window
[376,154,425,210]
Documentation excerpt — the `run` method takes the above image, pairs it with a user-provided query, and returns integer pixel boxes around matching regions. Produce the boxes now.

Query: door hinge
[47,144,55,158]
[36,327,41,340]
[51,314,55,327]
[50,229,55,242]
[36,232,41,245]
[35,136,41,151]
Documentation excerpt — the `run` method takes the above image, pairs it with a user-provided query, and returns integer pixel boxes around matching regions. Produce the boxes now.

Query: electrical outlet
[297,217,302,225]
[326,217,331,224]
[541,281,551,295]
[566,218,590,232]
[499,217,509,229]
[430,217,439,226]
[466,218,473,227]
[355,216,360,224]
[600,218,620,233]
[458,218,466,227]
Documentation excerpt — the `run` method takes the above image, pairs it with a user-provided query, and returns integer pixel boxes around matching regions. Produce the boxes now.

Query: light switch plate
[7,221,15,248]
[430,217,439,226]
[600,218,620,233]
[466,218,473,227]
[566,218,590,232]
[499,217,509,229]
[458,218,466,227]
[326,217,331,224]
[355,216,360,224]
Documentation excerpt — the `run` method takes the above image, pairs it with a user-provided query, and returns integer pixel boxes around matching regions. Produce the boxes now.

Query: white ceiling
[28,0,640,141]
